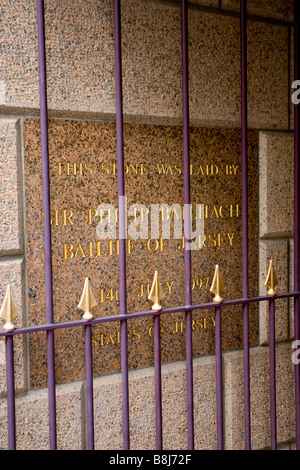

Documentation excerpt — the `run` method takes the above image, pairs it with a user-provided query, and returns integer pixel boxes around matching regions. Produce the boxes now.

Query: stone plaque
[24,119,259,388]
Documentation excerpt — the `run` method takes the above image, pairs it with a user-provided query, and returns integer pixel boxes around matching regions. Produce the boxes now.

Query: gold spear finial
[0,285,18,331]
[210,265,224,302]
[265,260,278,296]
[148,271,164,311]
[78,277,97,320]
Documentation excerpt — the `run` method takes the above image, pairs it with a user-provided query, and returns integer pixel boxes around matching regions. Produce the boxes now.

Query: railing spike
[78,277,97,320]
[148,271,164,311]
[0,285,18,331]
[265,260,278,296]
[210,265,224,303]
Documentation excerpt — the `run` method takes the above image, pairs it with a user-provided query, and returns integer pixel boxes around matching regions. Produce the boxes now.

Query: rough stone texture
[0,344,296,450]
[93,356,217,450]
[0,381,82,450]
[224,342,295,450]
[221,0,293,21]
[259,132,294,237]
[0,1,289,130]
[290,27,294,131]
[0,257,27,393]
[259,239,289,345]
[189,14,289,130]
[0,119,23,255]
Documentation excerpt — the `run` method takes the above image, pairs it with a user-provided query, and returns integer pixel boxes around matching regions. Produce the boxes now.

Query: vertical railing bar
[36,0,57,450]
[240,0,251,450]
[85,324,95,450]
[181,0,194,450]
[294,0,300,451]
[215,306,224,450]
[269,298,277,450]
[153,315,163,450]
[5,335,16,450]
[113,0,130,450]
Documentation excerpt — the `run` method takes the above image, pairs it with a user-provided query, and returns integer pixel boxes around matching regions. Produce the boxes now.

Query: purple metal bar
[0,292,299,338]
[113,0,130,450]
[181,0,194,450]
[36,0,57,450]
[215,306,224,450]
[85,324,95,450]
[294,0,300,450]
[240,0,251,450]
[5,335,16,450]
[269,298,277,450]
[153,315,163,449]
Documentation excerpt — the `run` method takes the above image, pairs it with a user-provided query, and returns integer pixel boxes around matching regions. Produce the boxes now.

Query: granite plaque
[24,119,259,388]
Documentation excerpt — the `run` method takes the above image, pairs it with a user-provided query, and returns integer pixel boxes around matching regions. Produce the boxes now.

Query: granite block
[0,119,23,254]
[0,381,82,450]
[0,0,116,115]
[247,21,289,130]
[0,343,295,450]
[259,132,294,237]
[221,0,293,21]
[224,342,295,450]
[0,1,289,130]
[23,118,259,387]
[189,13,289,129]
[0,257,27,394]
[259,239,289,345]
[93,355,217,450]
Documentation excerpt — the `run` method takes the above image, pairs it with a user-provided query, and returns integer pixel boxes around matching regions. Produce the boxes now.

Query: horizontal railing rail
[0,291,299,337]
[1,286,298,450]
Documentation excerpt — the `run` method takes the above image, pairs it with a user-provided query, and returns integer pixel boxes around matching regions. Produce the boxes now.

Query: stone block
[0,119,23,255]
[0,257,27,394]
[188,13,289,129]
[0,381,82,450]
[93,356,217,450]
[23,118,259,387]
[221,0,293,21]
[224,342,295,449]
[259,131,294,237]
[246,20,289,130]
[259,239,289,344]
[0,344,296,450]
[0,1,289,130]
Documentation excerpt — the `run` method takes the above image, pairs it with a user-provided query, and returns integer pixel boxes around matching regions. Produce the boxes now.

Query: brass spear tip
[0,285,18,331]
[210,265,224,303]
[148,270,164,311]
[78,277,97,320]
[265,259,278,296]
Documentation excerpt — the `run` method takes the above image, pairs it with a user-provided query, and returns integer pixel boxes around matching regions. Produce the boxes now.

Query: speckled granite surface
[0,0,289,130]
[24,119,259,387]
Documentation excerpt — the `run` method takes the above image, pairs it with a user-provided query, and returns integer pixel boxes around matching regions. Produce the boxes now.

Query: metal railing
[0,0,299,451]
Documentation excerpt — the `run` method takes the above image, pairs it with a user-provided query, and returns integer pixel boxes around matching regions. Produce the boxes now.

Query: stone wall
[0,0,297,450]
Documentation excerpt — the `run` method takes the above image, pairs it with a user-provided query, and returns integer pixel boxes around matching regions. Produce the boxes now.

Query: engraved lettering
[63,242,74,259]
[226,164,239,176]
